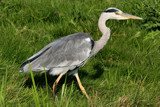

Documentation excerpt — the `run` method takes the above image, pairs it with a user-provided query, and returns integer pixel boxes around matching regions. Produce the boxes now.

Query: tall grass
[0,0,160,106]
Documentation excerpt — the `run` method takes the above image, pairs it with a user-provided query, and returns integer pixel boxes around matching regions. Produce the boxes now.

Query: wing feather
[20,33,94,74]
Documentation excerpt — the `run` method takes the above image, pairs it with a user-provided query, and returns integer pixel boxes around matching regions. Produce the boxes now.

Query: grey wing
[20,39,59,68]
[20,33,94,75]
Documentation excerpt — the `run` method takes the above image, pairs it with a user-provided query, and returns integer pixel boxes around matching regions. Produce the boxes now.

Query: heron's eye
[115,12,122,15]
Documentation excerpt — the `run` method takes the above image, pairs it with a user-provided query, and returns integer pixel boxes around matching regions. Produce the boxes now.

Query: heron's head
[102,8,142,20]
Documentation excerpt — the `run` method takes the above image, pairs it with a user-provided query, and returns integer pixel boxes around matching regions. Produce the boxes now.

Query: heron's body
[20,33,94,75]
[20,7,142,100]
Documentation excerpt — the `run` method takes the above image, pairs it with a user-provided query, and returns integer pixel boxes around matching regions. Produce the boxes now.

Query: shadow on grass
[24,73,76,94]
[24,63,104,93]
[91,64,104,79]
[24,71,89,87]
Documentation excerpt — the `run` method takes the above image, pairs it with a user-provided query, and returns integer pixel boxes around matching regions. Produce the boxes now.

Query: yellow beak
[121,13,142,20]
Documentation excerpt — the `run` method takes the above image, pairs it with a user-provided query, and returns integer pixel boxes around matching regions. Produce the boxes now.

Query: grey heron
[19,7,142,100]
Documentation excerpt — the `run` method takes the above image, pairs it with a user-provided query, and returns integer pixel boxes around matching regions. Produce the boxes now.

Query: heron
[19,7,142,100]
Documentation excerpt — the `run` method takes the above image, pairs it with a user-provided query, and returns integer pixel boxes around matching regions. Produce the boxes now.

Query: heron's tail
[19,68,24,73]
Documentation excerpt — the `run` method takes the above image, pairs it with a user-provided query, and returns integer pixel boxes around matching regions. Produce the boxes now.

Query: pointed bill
[121,13,142,20]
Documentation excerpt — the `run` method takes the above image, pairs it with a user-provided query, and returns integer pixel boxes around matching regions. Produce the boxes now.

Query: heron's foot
[52,81,58,100]
[79,85,90,100]
[52,71,67,100]
[74,72,90,100]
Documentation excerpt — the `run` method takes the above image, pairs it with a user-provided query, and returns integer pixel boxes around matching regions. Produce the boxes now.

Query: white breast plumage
[85,38,91,42]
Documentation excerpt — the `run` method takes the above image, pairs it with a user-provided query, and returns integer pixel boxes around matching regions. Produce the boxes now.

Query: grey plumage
[20,8,142,76]
[20,33,94,75]
[19,7,142,100]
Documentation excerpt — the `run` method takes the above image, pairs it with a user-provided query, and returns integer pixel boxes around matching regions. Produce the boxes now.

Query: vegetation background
[0,0,160,106]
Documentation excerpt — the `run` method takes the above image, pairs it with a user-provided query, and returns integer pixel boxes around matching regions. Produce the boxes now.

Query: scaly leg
[52,71,67,100]
[74,72,90,100]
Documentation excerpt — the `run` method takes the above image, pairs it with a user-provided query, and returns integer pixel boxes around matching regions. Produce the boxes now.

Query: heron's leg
[74,72,90,100]
[52,71,67,99]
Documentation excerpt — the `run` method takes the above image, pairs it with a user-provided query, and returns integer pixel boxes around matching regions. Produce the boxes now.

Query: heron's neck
[98,14,110,34]
[91,13,111,55]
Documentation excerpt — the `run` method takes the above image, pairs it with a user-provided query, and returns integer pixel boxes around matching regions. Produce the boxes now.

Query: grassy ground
[0,0,160,106]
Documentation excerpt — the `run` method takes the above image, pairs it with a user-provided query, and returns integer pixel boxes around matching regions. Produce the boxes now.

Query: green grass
[0,0,160,106]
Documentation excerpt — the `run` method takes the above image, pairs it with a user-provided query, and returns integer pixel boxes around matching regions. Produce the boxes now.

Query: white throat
[90,13,111,56]
[98,13,110,34]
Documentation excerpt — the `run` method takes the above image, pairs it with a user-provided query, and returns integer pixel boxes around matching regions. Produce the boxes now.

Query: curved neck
[98,13,110,34]
[91,13,111,55]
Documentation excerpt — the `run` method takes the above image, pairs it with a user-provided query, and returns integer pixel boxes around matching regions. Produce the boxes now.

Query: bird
[19,7,142,100]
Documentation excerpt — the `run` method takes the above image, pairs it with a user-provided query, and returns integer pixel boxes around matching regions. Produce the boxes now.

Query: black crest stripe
[104,9,118,13]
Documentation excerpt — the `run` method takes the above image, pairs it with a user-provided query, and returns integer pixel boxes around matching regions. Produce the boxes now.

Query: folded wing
[20,33,94,75]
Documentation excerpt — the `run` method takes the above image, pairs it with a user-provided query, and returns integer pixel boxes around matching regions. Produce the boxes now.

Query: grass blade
[29,64,40,107]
